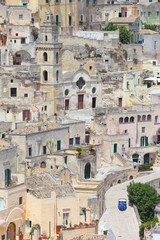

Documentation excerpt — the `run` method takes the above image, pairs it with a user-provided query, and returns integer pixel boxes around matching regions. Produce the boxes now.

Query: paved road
[98,168,160,240]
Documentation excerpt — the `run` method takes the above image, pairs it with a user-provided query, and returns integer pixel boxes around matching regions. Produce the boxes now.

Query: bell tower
[36,8,62,92]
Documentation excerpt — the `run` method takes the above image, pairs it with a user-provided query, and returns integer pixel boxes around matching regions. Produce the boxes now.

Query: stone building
[92,103,160,165]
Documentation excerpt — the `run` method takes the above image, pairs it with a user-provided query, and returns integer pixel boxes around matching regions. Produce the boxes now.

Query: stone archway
[129,176,133,180]
[7,222,16,240]
[84,162,91,179]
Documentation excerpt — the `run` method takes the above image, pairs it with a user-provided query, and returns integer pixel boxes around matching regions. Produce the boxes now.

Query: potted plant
[88,145,95,155]
[76,147,83,158]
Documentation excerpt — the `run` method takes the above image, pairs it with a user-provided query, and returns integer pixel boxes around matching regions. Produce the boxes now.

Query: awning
[144,77,158,81]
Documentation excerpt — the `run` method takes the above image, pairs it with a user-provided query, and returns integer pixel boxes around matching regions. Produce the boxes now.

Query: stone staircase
[114,153,131,167]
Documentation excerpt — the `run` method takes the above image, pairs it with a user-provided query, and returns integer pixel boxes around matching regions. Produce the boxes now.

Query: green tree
[102,23,118,31]
[118,26,130,44]
[144,24,157,31]
[127,182,160,222]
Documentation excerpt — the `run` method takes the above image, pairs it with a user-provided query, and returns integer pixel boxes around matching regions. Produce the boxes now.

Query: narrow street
[99,168,160,240]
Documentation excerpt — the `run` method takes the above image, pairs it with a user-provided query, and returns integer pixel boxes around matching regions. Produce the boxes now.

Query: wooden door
[65,99,69,111]
[118,98,122,107]
[78,95,84,109]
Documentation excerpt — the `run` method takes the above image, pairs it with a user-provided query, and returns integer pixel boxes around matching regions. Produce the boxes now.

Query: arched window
[138,115,141,122]
[84,162,91,179]
[119,117,123,124]
[130,116,134,122]
[147,114,151,121]
[43,52,48,62]
[56,52,59,64]
[124,117,129,123]
[43,71,48,81]
[5,169,11,187]
[56,70,59,82]
[142,115,146,121]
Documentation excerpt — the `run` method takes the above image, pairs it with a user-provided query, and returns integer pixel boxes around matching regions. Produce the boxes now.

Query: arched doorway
[117,180,121,184]
[132,154,139,163]
[84,162,91,179]
[129,176,133,180]
[144,153,149,164]
[7,223,16,240]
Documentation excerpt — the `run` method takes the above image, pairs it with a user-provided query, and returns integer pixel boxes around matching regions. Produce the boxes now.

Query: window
[56,52,59,64]
[69,138,73,145]
[113,143,117,153]
[142,127,145,133]
[19,197,23,205]
[10,88,17,97]
[149,0,152,2]
[86,0,89,5]
[69,15,72,26]
[14,40,16,43]
[56,14,59,26]
[56,0,59,2]
[75,137,80,145]
[56,70,59,82]
[65,89,69,96]
[69,0,72,2]
[125,130,127,133]
[57,140,61,150]
[127,81,129,89]
[43,146,46,154]
[23,2,28,7]
[64,156,67,164]
[32,18,34,24]
[157,12,159,16]
[19,14,23,19]
[16,33,18,36]
[43,52,48,62]
[45,35,48,41]
[46,0,49,2]
[144,12,146,17]
[65,99,69,110]
[28,147,32,156]
[129,138,130,148]
[89,66,92,71]
[153,61,156,66]
[44,105,47,111]
[11,79,13,83]
[140,136,148,146]
[24,93,28,97]
[148,12,151,17]
[155,116,158,123]
[5,169,11,187]
[43,70,48,81]
[92,87,96,94]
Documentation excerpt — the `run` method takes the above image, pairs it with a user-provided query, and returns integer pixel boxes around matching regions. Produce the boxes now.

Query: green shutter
[69,16,72,26]
[43,146,46,154]
[64,156,67,164]
[131,34,133,44]
[8,169,11,186]
[114,144,117,153]
[56,15,59,26]
[145,137,148,146]
[129,138,131,148]
[57,140,61,150]
[5,169,7,186]
[140,137,143,146]
[137,34,139,43]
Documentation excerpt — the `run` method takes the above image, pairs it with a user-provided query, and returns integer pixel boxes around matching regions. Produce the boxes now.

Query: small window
[14,40,16,43]
[69,138,73,145]
[24,93,28,97]
[43,146,46,154]
[10,40,12,42]
[28,147,32,156]
[11,79,13,83]
[142,127,145,133]
[45,35,48,41]
[153,61,156,66]
[125,130,127,133]
[56,52,59,64]
[43,71,48,81]
[89,66,92,71]
[19,197,23,205]
[19,14,23,19]
[157,12,159,16]
[10,88,17,97]
[56,70,59,82]
[44,105,47,111]
[16,33,18,36]
[57,140,61,150]
[92,87,96,94]
[155,116,158,123]
[43,52,48,62]
[65,89,69,96]
[64,156,67,164]
[148,12,151,17]
[21,38,25,44]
